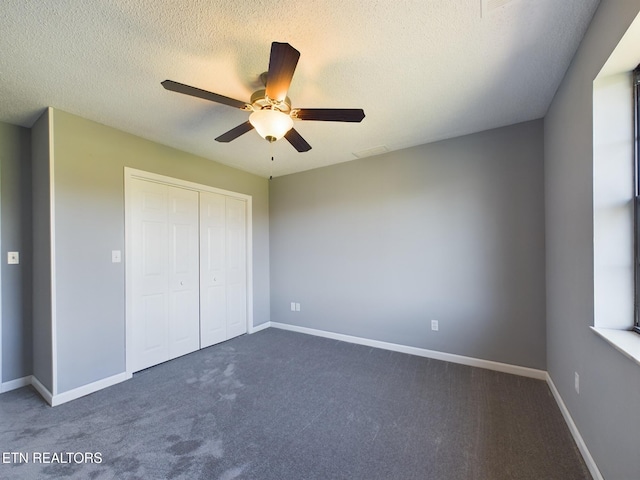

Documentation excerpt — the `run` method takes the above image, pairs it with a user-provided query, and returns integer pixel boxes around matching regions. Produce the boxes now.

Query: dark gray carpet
[0,328,591,479]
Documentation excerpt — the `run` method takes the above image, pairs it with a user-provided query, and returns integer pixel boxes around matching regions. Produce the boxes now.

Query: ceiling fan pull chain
[270,155,274,180]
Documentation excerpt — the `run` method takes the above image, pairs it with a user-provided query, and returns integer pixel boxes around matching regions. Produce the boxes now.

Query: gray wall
[545,1,640,479]
[0,120,32,383]
[49,108,270,394]
[270,120,546,370]
[31,110,53,391]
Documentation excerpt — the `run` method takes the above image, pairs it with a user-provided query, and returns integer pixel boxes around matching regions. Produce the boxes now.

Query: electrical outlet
[574,372,579,394]
[112,250,122,263]
[431,320,439,331]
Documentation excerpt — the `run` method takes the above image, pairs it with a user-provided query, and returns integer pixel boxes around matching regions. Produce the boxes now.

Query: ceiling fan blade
[215,121,254,143]
[265,42,300,102]
[293,108,365,122]
[285,128,312,152]
[162,80,247,109]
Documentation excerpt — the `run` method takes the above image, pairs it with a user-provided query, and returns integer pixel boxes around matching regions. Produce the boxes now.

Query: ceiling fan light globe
[249,109,293,142]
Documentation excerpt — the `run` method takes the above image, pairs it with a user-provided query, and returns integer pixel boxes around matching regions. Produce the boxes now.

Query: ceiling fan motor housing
[250,89,292,114]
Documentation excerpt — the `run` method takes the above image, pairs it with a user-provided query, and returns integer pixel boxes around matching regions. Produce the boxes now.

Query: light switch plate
[112,250,122,263]
[8,252,19,264]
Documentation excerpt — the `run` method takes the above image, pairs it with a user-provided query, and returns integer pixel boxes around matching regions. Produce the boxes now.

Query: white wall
[31,109,54,392]
[0,121,32,386]
[270,120,547,370]
[545,2,640,478]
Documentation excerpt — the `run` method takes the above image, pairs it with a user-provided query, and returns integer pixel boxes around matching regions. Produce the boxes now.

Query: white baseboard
[249,321,271,334]
[269,322,547,380]
[0,375,33,393]
[50,372,132,407]
[546,374,603,480]
[30,372,131,407]
[31,375,54,405]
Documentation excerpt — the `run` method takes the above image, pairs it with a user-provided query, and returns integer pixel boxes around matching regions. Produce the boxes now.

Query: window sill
[591,327,640,366]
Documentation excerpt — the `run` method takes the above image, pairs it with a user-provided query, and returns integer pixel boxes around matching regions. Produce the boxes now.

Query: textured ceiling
[0,0,600,177]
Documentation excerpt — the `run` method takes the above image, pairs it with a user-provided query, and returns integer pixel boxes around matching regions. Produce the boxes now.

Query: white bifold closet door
[200,191,247,348]
[131,179,200,372]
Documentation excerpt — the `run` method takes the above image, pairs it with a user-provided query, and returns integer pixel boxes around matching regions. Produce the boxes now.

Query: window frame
[634,64,640,334]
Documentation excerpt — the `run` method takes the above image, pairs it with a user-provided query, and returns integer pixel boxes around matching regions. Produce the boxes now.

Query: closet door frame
[124,168,253,376]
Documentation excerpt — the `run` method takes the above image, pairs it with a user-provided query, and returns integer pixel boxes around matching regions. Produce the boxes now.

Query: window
[590,26,640,365]
[634,64,640,334]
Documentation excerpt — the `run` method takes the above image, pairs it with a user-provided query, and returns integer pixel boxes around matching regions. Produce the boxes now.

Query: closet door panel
[226,197,247,339]
[168,186,200,359]
[131,179,170,372]
[200,192,228,348]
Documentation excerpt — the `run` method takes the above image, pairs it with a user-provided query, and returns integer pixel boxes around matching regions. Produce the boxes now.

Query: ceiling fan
[162,42,365,152]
